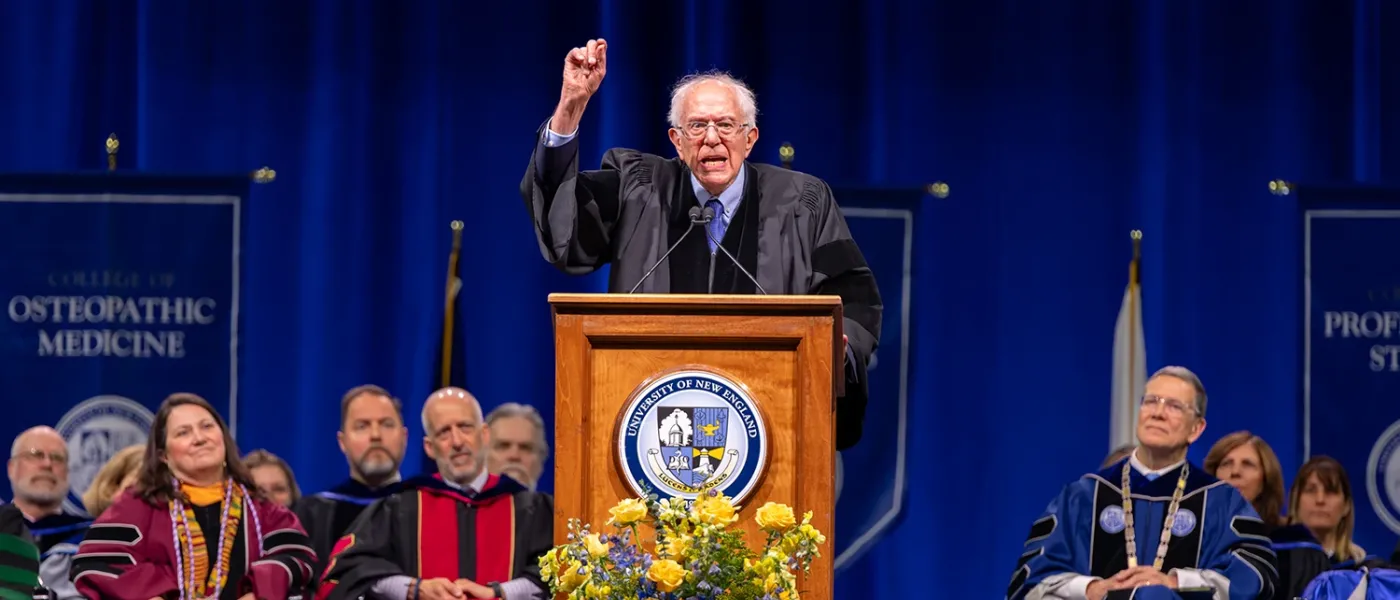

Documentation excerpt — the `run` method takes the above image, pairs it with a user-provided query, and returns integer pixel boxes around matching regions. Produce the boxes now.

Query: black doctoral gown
[292,479,402,592]
[317,474,552,600]
[521,124,883,449]
[1268,523,1334,599]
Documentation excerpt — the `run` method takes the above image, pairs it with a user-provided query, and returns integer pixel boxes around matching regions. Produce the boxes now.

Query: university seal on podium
[1366,418,1400,535]
[616,369,768,504]
[58,395,155,516]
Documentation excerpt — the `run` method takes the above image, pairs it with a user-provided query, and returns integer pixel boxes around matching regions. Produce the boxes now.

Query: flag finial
[1130,229,1142,259]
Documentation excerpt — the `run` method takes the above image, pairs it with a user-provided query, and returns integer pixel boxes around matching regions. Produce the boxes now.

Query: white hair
[667,69,759,129]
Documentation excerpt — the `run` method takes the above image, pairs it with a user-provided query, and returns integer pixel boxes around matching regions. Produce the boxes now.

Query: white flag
[1110,252,1146,450]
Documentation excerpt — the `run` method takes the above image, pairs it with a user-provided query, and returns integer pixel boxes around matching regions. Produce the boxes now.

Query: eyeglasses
[13,448,68,465]
[677,119,749,139]
[1140,395,1196,417]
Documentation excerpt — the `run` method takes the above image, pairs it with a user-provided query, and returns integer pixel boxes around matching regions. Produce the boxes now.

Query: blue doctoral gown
[1006,458,1278,600]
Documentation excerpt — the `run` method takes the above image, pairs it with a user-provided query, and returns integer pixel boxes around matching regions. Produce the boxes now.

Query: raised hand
[551,38,607,135]
[561,38,607,104]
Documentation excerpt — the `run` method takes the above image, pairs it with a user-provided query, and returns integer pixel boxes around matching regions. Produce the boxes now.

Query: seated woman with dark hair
[70,393,317,600]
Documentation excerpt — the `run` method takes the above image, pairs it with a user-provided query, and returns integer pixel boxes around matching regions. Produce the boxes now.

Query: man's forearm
[548,97,588,140]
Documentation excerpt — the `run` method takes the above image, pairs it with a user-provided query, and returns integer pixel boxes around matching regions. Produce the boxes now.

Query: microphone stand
[699,207,767,295]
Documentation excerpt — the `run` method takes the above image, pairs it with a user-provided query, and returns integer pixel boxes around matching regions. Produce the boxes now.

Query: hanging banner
[1300,186,1400,557]
[830,189,920,572]
[0,174,247,515]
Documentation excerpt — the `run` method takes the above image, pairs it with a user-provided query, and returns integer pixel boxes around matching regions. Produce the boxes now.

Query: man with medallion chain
[1007,366,1278,600]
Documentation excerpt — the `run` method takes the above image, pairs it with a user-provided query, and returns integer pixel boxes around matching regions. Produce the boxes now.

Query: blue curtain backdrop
[4,0,1400,596]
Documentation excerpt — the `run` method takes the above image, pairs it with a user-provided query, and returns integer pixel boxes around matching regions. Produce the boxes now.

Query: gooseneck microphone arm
[628,206,706,293]
[700,206,768,295]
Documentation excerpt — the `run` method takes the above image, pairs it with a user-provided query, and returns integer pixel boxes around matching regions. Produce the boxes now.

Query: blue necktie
[705,199,726,254]
[1144,473,1159,481]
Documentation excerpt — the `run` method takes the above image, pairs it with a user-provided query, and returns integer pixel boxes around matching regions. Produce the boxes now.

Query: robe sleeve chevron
[1169,488,1277,600]
[0,506,39,600]
[1007,478,1095,600]
[245,498,318,600]
[1006,475,1277,600]
[70,490,316,600]
[70,492,179,600]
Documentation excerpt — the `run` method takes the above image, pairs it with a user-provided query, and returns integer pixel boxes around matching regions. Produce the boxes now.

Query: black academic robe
[317,474,552,600]
[26,511,89,600]
[521,126,883,449]
[292,479,403,592]
[1269,523,1333,599]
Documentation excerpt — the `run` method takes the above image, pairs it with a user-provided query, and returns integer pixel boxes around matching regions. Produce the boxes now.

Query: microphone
[701,205,768,294]
[629,206,706,293]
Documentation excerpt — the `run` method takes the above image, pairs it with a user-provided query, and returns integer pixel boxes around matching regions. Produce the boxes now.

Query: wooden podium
[549,293,841,600]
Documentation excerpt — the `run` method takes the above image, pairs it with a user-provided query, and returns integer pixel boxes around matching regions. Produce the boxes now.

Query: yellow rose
[647,559,687,592]
[755,502,796,531]
[584,533,610,558]
[607,498,648,526]
[558,560,588,593]
[662,534,691,558]
[694,493,739,525]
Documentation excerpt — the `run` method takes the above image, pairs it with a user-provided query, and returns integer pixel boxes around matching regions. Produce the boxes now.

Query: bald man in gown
[318,388,553,600]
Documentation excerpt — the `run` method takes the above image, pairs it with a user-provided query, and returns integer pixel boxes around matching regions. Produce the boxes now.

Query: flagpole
[439,220,464,388]
[1126,229,1143,445]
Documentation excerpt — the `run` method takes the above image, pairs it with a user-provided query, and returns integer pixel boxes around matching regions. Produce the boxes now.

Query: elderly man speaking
[520,38,881,450]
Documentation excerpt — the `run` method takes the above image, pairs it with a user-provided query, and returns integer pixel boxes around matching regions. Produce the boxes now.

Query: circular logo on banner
[1099,506,1126,534]
[616,369,768,504]
[57,396,155,515]
[1366,419,1400,535]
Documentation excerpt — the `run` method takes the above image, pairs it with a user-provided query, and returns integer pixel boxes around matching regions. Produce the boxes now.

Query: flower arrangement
[539,489,827,599]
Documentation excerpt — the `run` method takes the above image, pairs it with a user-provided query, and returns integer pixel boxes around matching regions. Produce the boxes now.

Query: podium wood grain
[550,293,840,600]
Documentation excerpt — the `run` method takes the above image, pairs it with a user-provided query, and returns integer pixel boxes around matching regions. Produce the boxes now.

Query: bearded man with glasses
[1007,366,1279,600]
[521,38,882,450]
[5,426,89,600]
